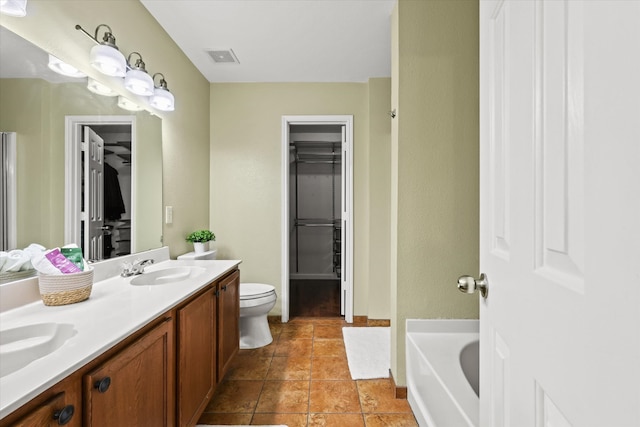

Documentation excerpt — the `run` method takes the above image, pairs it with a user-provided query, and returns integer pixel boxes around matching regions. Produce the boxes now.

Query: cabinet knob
[94,376,111,393]
[53,404,75,425]
[221,285,228,291]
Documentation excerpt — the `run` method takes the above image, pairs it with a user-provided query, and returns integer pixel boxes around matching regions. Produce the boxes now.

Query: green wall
[210,81,392,319]
[390,0,480,385]
[1,0,211,257]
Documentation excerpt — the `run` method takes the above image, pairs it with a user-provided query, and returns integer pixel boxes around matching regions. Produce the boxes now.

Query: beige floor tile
[309,412,366,426]
[279,323,314,339]
[255,380,310,413]
[225,355,272,380]
[311,356,352,380]
[266,357,312,380]
[274,338,313,357]
[313,324,345,339]
[313,338,347,358]
[204,380,263,413]
[357,379,413,413]
[198,412,253,424]
[364,413,419,427]
[251,412,308,427]
[309,380,362,413]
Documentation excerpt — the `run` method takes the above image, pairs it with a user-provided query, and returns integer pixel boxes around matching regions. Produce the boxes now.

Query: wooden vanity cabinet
[216,269,240,381]
[7,379,81,427]
[1,267,240,427]
[83,317,175,427]
[176,287,216,427]
[176,268,240,426]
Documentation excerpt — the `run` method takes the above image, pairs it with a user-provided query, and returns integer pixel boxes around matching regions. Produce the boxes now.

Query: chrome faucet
[121,259,154,277]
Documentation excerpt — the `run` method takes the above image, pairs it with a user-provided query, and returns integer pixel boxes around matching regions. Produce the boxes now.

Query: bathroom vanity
[0,252,240,427]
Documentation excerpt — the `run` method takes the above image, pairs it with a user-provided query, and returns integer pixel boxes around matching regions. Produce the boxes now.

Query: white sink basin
[0,323,76,378]
[129,266,207,286]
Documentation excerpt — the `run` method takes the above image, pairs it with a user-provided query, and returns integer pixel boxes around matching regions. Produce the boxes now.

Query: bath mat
[342,326,390,380]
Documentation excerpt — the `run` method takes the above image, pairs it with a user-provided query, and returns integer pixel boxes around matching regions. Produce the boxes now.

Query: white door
[478,1,640,426]
[83,126,105,261]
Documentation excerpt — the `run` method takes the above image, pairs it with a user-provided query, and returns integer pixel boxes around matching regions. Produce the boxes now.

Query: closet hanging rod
[295,218,341,227]
[296,160,341,165]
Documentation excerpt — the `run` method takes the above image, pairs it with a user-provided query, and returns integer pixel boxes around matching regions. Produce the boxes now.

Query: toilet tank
[176,249,217,260]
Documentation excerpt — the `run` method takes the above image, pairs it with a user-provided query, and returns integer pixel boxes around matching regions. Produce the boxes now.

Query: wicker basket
[38,268,93,306]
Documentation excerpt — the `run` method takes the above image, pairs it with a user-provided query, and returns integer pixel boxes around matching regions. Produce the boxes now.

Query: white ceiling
[140,0,396,83]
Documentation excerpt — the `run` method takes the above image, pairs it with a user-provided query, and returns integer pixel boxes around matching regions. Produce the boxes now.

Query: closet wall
[289,124,342,280]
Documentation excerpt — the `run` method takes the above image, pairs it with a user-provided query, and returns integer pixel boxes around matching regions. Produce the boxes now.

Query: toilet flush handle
[457,273,488,299]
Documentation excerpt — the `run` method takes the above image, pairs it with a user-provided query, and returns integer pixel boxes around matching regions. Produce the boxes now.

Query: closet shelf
[294,218,341,228]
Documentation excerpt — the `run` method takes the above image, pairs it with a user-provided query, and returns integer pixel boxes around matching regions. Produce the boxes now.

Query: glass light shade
[87,78,117,97]
[90,44,126,77]
[0,0,27,17]
[47,55,86,78]
[124,69,154,96]
[150,87,175,111]
[117,96,143,112]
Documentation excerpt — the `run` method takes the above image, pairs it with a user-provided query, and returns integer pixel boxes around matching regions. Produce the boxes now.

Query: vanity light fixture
[47,54,87,78]
[87,78,117,97]
[124,52,154,96]
[75,24,127,77]
[0,0,27,17]
[117,96,143,112]
[149,73,175,112]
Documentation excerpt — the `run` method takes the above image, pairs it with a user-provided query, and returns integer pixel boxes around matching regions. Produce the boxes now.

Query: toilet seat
[239,283,276,309]
[240,283,276,300]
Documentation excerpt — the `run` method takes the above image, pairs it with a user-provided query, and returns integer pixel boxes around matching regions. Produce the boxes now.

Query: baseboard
[390,369,408,399]
[269,314,390,327]
[353,316,391,327]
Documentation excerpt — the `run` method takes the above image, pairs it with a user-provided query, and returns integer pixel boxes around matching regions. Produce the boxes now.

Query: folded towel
[31,250,63,275]
[0,251,7,270]
[2,250,30,272]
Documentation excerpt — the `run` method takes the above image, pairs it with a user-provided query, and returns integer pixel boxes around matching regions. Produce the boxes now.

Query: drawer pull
[94,376,111,393]
[53,404,74,425]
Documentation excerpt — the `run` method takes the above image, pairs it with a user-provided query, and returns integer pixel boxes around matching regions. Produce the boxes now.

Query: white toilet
[239,283,277,349]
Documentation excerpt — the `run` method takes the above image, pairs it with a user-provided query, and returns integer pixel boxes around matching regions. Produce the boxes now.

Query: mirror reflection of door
[80,124,132,260]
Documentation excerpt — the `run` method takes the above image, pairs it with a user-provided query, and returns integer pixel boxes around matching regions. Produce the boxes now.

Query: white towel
[2,250,29,272]
[0,251,7,270]
[31,250,62,275]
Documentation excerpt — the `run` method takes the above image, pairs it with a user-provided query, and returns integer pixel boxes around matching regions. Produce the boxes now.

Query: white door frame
[64,116,136,254]
[281,115,354,323]
[0,132,17,250]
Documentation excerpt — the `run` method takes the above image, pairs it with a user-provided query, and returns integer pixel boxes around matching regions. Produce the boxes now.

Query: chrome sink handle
[457,273,489,299]
[121,259,154,277]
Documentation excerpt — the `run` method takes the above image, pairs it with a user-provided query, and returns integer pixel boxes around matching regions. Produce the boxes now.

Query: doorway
[65,116,135,261]
[281,115,353,322]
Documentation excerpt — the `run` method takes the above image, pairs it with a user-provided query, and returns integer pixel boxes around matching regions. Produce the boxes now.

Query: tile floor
[198,317,418,427]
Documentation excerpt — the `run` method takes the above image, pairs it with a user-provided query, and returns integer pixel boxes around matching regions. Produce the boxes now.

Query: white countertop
[0,253,241,419]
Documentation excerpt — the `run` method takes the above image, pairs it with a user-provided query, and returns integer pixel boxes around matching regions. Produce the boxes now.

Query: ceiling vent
[206,49,240,64]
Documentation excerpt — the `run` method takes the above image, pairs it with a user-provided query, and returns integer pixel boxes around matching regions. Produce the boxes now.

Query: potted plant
[185,230,215,253]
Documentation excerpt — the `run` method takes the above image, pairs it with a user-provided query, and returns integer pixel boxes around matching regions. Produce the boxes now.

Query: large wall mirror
[0,25,163,274]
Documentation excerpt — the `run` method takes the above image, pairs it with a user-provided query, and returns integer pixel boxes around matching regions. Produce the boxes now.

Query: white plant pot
[193,242,207,253]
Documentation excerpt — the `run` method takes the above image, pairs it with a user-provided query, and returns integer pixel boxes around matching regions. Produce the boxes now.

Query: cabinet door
[83,318,175,427]
[177,287,216,427]
[217,270,240,381]
[11,392,77,427]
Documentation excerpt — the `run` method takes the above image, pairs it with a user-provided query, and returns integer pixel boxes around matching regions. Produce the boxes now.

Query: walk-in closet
[289,124,343,317]
[82,124,132,260]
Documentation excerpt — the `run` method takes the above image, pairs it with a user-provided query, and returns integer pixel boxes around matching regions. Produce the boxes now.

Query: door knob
[457,273,488,299]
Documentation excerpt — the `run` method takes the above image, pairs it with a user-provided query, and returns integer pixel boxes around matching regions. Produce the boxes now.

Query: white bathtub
[406,319,479,427]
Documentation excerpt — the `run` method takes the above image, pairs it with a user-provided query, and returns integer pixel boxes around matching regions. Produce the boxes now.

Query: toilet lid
[240,283,275,300]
